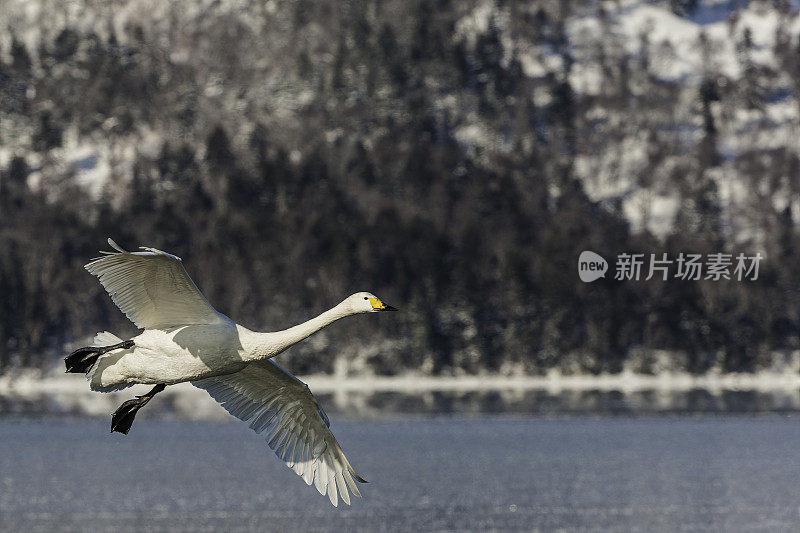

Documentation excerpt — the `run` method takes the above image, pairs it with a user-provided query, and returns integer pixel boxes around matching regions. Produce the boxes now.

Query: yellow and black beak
[369,297,398,312]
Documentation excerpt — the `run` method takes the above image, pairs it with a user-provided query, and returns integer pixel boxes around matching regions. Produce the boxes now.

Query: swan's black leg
[65,340,134,373]
[111,384,166,435]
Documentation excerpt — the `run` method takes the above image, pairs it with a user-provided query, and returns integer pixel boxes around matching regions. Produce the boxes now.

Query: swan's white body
[77,239,395,506]
[89,324,245,388]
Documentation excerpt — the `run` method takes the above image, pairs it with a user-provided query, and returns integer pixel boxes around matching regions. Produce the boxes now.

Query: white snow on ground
[4,363,800,419]
[567,1,800,86]
[454,0,496,47]
[622,190,683,238]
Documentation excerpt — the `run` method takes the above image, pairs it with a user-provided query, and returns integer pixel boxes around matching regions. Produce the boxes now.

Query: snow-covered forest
[1,0,800,376]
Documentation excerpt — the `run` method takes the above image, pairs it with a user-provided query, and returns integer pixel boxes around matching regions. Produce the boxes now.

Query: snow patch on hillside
[560,1,800,239]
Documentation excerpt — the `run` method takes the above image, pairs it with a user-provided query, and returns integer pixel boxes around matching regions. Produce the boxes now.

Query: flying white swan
[65,238,396,506]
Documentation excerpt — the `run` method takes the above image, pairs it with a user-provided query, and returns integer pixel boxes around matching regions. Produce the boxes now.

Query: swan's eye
[363,297,368,300]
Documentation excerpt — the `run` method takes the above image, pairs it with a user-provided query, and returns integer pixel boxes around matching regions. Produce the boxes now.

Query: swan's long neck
[240,301,353,360]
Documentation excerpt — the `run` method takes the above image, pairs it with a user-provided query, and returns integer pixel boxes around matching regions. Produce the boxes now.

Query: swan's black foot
[111,383,166,435]
[111,398,145,435]
[65,340,134,373]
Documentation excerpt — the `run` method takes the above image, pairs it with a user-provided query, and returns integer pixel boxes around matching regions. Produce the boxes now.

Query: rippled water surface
[2,416,800,531]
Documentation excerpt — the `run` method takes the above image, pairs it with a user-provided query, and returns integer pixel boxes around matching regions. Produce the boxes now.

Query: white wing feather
[85,238,226,329]
[192,360,367,506]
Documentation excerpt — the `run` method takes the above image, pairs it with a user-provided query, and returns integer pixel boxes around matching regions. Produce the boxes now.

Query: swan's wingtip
[138,246,183,262]
[107,238,125,252]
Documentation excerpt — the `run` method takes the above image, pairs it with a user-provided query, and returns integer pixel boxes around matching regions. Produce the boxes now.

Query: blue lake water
[2,415,800,531]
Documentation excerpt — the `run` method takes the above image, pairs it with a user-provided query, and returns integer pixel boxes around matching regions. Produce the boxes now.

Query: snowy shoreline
[3,370,800,420]
[0,371,800,397]
[5,369,800,396]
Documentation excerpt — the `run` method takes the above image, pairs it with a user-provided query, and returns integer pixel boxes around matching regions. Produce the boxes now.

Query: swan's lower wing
[192,360,366,506]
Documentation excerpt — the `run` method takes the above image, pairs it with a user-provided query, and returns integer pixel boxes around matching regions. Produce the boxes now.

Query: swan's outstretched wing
[192,360,366,507]
[85,238,226,329]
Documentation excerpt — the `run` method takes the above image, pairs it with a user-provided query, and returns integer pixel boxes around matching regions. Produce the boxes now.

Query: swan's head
[347,292,397,314]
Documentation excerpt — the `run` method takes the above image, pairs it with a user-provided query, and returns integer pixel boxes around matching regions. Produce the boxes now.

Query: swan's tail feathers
[92,331,123,347]
[64,338,133,374]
